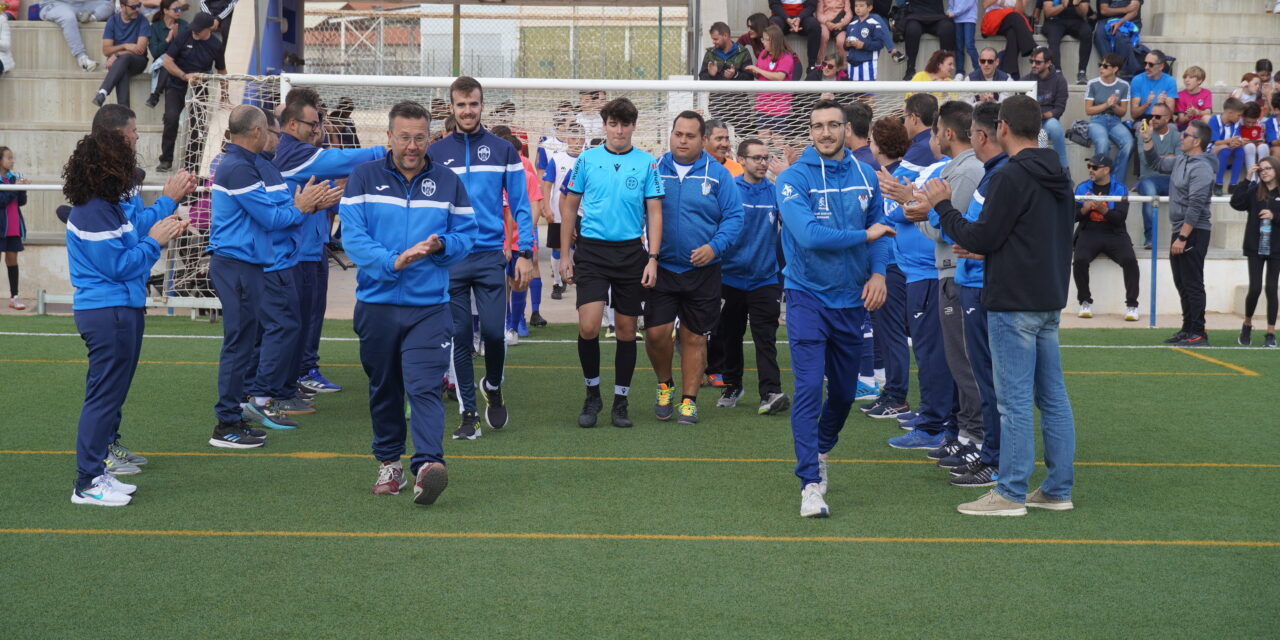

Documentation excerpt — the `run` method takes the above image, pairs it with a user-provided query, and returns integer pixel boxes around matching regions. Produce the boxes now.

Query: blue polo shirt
[1130,72,1178,116]
[103,13,148,45]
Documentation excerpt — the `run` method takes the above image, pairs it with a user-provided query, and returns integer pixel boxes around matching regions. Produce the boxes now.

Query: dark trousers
[73,306,144,490]
[210,254,263,423]
[1170,228,1210,335]
[160,83,207,169]
[246,266,302,400]
[716,283,782,399]
[873,264,910,402]
[1073,230,1140,307]
[938,277,983,444]
[907,278,956,434]
[996,12,1036,77]
[97,52,146,107]
[787,289,865,488]
[448,250,507,412]
[769,14,823,67]
[296,258,329,375]
[1093,20,1139,76]
[1245,254,1280,326]
[959,285,1001,466]
[356,302,453,475]
[1043,19,1092,73]
[903,15,956,72]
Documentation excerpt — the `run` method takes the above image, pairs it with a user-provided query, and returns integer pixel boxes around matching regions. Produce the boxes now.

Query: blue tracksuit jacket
[66,197,163,310]
[656,150,745,273]
[208,144,305,266]
[427,127,532,253]
[776,146,890,308]
[887,157,949,283]
[273,133,385,263]
[721,174,780,291]
[934,153,1009,288]
[339,152,478,306]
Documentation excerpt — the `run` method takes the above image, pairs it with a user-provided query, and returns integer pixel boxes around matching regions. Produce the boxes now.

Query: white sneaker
[8,296,25,310]
[1077,302,1092,318]
[1125,306,1139,321]
[817,453,829,496]
[103,472,137,495]
[800,482,829,518]
[76,10,96,23]
[71,475,131,506]
[77,54,98,72]
[504,328,519,346]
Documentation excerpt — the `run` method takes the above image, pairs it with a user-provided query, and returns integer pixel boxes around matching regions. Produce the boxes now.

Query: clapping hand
[903,195,932,222]
[876,167,913,204]
[147,215,189,247]
[921,178,953,207]
[393,235,442,271]
[162,170,198,201]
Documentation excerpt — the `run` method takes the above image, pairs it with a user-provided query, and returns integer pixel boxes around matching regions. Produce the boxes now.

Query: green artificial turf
[0,315,1276,638]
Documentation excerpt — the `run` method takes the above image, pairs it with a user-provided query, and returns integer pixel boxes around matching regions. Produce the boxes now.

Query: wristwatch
[1176,233,1188,242]
[518,250,533,259]
[648,253,659,261]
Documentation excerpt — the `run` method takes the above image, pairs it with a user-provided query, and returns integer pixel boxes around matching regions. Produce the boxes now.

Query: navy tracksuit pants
[73,307,144,490]
[448,250,507,413]
[959,285,1001,465]
[873,264,910,403]
[246,265,303,400]
[906,279,956,435]
[787,289,866,489]
[356,302,454,475]
[295,258,329,376]
[211,255,264,424]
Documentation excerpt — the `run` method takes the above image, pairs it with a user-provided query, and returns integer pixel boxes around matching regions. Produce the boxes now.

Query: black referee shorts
[645,264,722,336]
[573,237,648,317]
[546,222,562,250]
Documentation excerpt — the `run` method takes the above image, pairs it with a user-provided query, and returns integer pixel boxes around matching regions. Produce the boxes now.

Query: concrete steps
[2,123,165,178]
[7,21,119,74]
[0,72,166,126]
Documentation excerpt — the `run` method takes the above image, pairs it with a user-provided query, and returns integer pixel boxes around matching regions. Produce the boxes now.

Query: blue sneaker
[897,414,922,431]
[517,316,529,338]
[855,381,881,401]
[241,401,299,430]
[888,429,946,450]
[298,368,342,393]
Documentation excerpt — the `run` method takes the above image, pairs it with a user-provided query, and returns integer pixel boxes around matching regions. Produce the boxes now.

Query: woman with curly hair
[65,128,188,507]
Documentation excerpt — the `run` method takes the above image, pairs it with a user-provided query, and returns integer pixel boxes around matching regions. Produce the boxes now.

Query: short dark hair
[500,133,523,155]
[703,118,728,137]
[904,93,938,127]
[1147,49,1167,65]
[871,117,910,160]
[972,101,1000,138]
[1244,101,1263,119]
[1151,102,1172,116]
[281,97,316,127]
[599,97,638,126]
[388,100,430,130]
[709,21,730,35]
[227,104,266,135]
[1257,58,1274,74]
[810,99,847,122]
[263,110,279,129]
[1102,53,1125,69]
[844,101,872,139]
[672,110,705,133]
[736,137,764,158]
[449,75,483,102]
[285,86,320,109]
[490,125,513,138]
[1188,120,1212,150]
[1031,46,1052,65]
[90,104,136,134]
[997,95,1042,140]
[938,101,973,144]
[1223,97,1247,113]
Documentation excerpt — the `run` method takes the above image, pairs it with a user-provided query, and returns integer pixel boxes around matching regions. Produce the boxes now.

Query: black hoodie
[936,147,1076,312]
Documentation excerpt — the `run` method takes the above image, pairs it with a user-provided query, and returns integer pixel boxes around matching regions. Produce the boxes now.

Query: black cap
[1085,153,1112,170]
[190,12,216,32]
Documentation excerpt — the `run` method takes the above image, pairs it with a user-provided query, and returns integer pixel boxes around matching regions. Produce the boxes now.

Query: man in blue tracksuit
[208,105,335,448]
[428,76,534,440]
[777,99,895,518]
[713,137,789,415]
[647,111,744,426]
[272,89,386,397]
[341,100,477,506]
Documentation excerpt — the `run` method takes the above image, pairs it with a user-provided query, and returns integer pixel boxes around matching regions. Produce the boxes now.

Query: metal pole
[1149,198,1159,329]
[658,7,663,79]
[451,4,461,76]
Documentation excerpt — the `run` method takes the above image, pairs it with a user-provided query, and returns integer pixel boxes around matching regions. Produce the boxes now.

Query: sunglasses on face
[979,59,996,64]
[124,3,141,8]
[1086,164,1105,170]
[1144,61,1160,68]
[1030,59,1046,65]
[1099,64,1114,69]
[1181,132,1198,139]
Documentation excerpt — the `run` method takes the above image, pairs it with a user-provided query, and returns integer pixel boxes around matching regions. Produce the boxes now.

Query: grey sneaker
[241,401,300,429]
[109,440,147,466]
[957,489,1027,516]
[1026,488,1074,511]
[273,396,316,415]
[757,392,791,415]
[104,449,142,476]
[716,387,743,408]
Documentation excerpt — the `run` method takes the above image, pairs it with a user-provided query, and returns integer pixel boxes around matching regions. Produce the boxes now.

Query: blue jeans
[1042,117,1070,172]
[955,22,978,76]
[1133,175,1170,245]
[987,310,1076,503]
[1088,118,1133,180]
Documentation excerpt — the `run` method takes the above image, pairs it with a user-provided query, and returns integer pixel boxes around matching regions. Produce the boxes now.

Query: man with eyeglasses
[1129,49,1177,121]
[1072,153,1140,322]
[968,47,1010,104]
[91,0,149,108]
[1134,103,1178,249]
[1031,46,1071,173]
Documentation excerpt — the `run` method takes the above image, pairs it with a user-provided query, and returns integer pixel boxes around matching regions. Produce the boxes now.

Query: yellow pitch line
[1,450,1276,469]
[1,527,1276,548]
[1171,347,1261,377]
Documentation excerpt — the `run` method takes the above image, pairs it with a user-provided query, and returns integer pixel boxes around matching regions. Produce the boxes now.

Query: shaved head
[228,104,267,136]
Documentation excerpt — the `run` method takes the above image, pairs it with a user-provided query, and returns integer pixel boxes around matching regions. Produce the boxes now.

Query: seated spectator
[815,0,853,63]
[1031,46,1069,171]
[144,0,188,109]
[1229,156,1280,347]
[1041,0,1092,85]
[1232,73,1264,106]
[700,21,755,136]
[1085,53,1133,179]
[1092,0,1142,78]
[1134,103,1177,249]
[769,0,823,69]
[900,0,956,81]
[41,0,116,71]
[1210,98,1247,193]
[969,46,1010,103]
[817,51,849,85]
[1129,49,1177,122]
[1073,153,1140,321]
[844,0,884,81]
[739,12,770,59]
[0,8,15,74]
[157,12,226,173]
[92,0,150,108]
[1257,59,1275,113]
[912,49,955,83]
[1265,93,1280,158]
[745,25,797,144]
[981,0,1035,80]
[1175,66,1213,130]
[1241,102,1268,175]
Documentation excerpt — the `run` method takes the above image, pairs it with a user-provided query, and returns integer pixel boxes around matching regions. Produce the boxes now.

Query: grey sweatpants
[40,0,113,58]
[938,277,984,444]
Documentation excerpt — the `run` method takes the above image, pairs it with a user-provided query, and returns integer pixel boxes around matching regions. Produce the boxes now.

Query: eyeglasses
[1144,61,1160,68]
[1030,59,1046,65]
[394,134,428,145]
[297,119,319,129]
[741,154,770,162]
[979,58,997,64]
[809,122,846,132]
[1181,132,1198,139]
[124,3,141,8]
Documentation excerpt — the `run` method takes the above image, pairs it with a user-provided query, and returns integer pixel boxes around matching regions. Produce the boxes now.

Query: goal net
[167,74,1035,308]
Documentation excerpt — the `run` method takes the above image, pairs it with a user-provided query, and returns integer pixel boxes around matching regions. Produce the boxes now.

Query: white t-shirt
[543,149,579,223]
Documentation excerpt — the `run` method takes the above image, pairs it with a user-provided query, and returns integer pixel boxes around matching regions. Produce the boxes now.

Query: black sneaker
[483,384,508,430]
[927,440,961,461]
[611,395,632,428]
[155,160,172,172]
[579,386,603,428]
[950,458,983,477]
[145,92,159,108]
[938,443,981,469]
[451,410,480,440]
[91,93,105,107]
[950,463,998,487]
[239,420,268,438]
[1267,333,1277,348]
[1177,333,1210,347]
[529,311,548,327]
[551,284,565,300]
[859,396,886,414]
[1076,70,1087,85]
[1163,331,1188,344]
[209,422,266,449]
[1239,324,1253,346]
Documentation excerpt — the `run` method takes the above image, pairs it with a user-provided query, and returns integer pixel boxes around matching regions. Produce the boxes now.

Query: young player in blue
[844,0,884,82]
[341,101,477,506]
[1210,99,1246,191]
[64,128,189,506]
[274,89,386,395]
[427,76,534,439]
[647,111,745,425]
[777,99,895,518]
[208,105,338,448]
